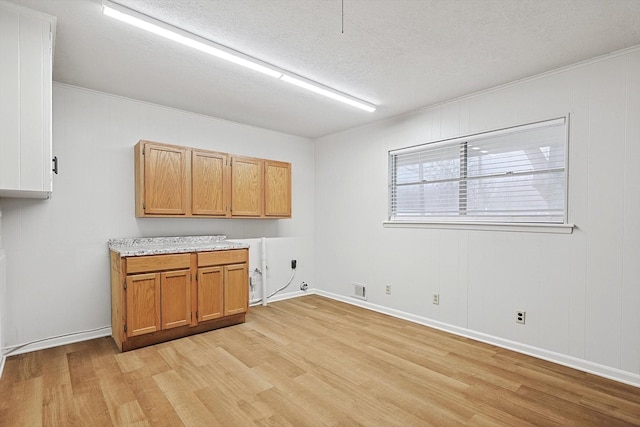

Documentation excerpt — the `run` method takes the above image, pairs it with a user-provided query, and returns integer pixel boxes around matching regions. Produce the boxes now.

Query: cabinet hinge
[124,324,127,333]
[142,146,145,155]
[196,273,198,282]
[196,310,198,319]
[123,281,127,290]
[143,202,146,210]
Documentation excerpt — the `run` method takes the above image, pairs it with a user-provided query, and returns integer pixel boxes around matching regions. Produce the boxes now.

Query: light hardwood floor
[1,295,639,426]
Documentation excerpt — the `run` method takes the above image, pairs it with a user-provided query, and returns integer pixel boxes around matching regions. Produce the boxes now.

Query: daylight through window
[388,117,568,224]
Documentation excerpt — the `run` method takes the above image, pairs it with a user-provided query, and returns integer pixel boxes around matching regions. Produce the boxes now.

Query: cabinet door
[224,264,248,316]
[160,270,191,330]
[192,150,228,216]
[197,267,224,321]
[0,3,54,198]
[231,156,263,217]
[144,143,188,215]
[264,160,291,217]
[126,273,161,337]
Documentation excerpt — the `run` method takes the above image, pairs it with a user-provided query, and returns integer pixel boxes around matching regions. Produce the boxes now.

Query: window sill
[383,220,574,234]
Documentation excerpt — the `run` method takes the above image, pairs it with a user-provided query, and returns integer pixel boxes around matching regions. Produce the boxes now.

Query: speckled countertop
[108,235,249,257]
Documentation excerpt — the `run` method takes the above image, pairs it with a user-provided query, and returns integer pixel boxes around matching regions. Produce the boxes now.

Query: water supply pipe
[261,237,268,306]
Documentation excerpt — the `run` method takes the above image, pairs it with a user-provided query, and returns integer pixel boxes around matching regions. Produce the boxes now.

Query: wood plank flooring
[1,295,639,426]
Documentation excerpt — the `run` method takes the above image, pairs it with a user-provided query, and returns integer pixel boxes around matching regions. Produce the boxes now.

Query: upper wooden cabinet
[0,2,56,199]
[265,160,292,217]
[137,143,188,215]
[192,150,228,216]
[231,156,263,217]
[135,140,291,218]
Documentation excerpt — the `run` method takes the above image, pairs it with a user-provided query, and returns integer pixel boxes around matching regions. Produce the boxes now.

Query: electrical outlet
[432,293,440,305]
[300,282,308,291]
[516,310,526,324]
[385,284,392,295]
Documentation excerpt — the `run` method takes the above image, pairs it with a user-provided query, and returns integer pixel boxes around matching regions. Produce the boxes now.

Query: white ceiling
[8,0,640,138]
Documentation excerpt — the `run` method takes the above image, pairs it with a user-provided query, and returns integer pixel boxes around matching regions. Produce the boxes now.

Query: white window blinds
[389,117,568,223]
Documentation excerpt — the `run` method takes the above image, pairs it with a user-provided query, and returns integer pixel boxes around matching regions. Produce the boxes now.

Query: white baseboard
[2,290,308,360]
[311,289,640,389]
[2,327,112,358]
[2,288,637,389]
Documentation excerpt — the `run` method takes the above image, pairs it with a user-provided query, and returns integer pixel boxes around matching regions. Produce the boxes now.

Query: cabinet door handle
[52,156,59,174]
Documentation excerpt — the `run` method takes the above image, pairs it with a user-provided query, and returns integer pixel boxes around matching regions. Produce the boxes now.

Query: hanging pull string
[342,0,344,33]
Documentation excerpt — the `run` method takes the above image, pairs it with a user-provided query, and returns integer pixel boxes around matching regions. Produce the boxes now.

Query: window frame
[386,116,574,233]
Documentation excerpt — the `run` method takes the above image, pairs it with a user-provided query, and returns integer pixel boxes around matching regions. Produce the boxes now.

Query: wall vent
[352,283,367,301]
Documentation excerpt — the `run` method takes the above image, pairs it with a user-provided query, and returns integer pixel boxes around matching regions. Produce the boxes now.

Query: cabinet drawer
[198,250,247,267]
[126,254,191,274]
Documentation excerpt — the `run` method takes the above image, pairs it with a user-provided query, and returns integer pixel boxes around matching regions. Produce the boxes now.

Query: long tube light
[280,75,376,112]
[101,0,376,112]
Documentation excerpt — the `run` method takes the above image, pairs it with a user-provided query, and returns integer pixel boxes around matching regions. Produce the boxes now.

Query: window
[389,117,568,224]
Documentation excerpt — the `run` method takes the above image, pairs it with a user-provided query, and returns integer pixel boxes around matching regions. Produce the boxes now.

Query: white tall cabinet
[0,1,55,199]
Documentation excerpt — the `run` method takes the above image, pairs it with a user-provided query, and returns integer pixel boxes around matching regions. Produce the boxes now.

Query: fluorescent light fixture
[101,0,376,112]
[280,74,376,112]
[102,1,282,78]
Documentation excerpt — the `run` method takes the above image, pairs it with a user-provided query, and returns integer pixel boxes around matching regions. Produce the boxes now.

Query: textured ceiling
[8,0,640,138]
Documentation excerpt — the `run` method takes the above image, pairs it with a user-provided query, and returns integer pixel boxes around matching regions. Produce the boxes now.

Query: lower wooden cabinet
[196,249,249,319]
[197,267,224,322]
[160,269,191,330]
[110,248,248,351]
[125,272,161,337]
[224,264,249,315]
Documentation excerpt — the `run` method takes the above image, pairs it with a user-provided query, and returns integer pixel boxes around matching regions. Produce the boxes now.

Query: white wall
[1,47,638,388]
[315,47,640,384]
[0,208,5,374]
[0,83,315,351]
